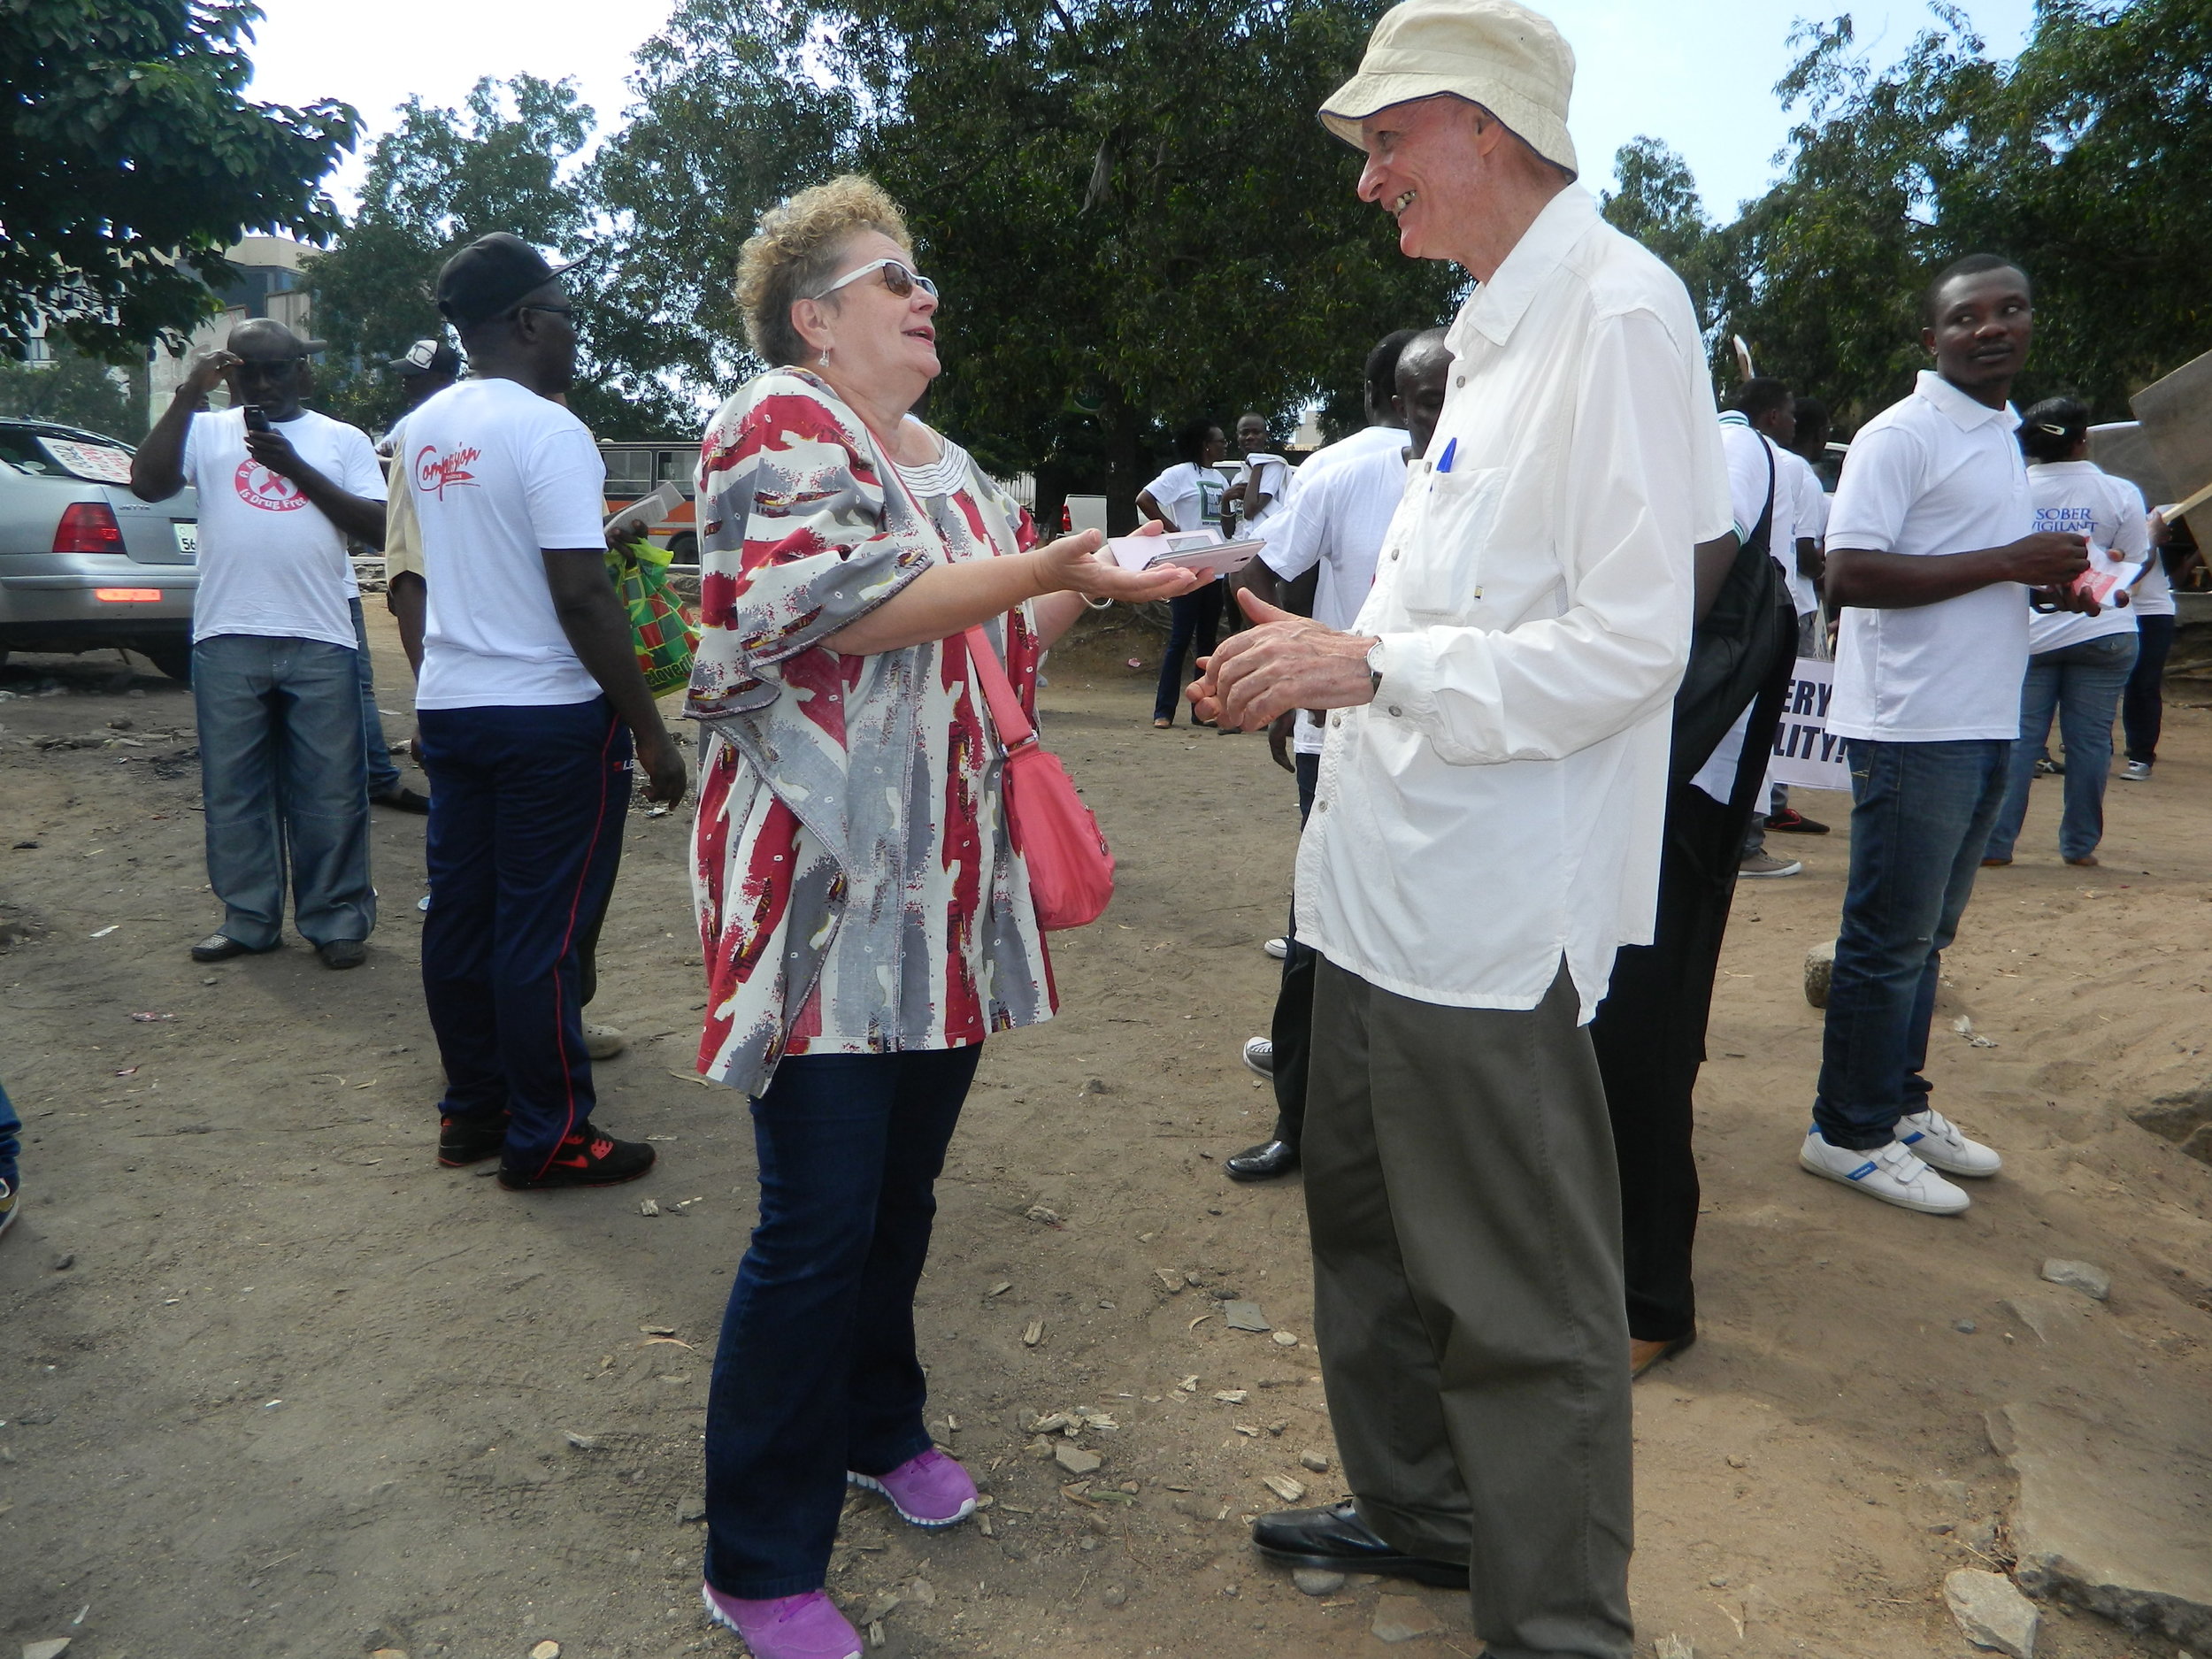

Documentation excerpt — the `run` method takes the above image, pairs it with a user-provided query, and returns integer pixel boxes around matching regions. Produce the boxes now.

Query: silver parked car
[0,418,198,680]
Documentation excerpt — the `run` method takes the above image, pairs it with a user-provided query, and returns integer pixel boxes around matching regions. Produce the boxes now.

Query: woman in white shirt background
[1138,419,1230,727]
[2122,504,2200,780]
[1983,397,2147,868]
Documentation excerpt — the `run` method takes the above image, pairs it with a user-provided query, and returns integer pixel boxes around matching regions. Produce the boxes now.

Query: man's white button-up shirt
[1294,185,1731,1022]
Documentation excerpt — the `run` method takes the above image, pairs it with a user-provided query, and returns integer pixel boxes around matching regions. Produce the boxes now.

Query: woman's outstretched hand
[1033,526,1203,604]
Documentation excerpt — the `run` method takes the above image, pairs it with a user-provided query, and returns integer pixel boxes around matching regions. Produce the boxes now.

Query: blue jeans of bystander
[1813,738,2010,1150]
[0,1075,19,1194]
[1985,633,2139,863]
[192,632,375,949]
[349,597,401,798]
[703,1047,982,1599]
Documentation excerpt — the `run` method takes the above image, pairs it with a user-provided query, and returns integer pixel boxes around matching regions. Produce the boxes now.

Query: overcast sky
[246,0,2039,226]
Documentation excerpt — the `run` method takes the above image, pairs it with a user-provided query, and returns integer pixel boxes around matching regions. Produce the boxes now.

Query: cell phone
[243,405,272,433]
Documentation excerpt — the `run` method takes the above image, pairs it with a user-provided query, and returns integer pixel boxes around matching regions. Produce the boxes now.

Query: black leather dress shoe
[189,933,271,963]
[1224,1139,1299,1181]
[1252,1501,1468,1588]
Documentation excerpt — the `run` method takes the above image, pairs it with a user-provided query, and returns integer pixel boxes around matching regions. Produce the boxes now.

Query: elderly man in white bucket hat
[1189,3,1732,1654]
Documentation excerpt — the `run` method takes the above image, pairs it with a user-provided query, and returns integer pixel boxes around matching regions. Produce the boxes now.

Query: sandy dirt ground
[4,604,2210,1659]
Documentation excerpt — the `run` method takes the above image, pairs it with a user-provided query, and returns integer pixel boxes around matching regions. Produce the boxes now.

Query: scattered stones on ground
[1221,1300,1271,1333]
[1993,1400,2212,1647]
[1804,939,1835,1008]
[1154,1268,1181,1291]
[638,1199,659,1217]
[1655,1638,1695,1659]
[1955,1318,1978,1333]
[985,1280,1012,1297]
[1100,1586,1126,1608]
[639,1322,677,1335]
[1370,1594,1444,1643]
[676,1495,707,1524]
[1023,1204,1063,1225]
[1262,1473,1306,1503]
[1023,1317,1044,1347]
[23,1640,73,1659]
[50,1253,71,1271]
[562,1431,598,1450]
[1292,1568,1347,1596]
[860,1591,902,1624]
[1299,1449,1330,1473]
[907,1578,935,1609]
[2040,1258,2111,1301]
[1055,1443,1103,1477]
[1944,1568,2039,1658]
[1271,1330,1300,1347]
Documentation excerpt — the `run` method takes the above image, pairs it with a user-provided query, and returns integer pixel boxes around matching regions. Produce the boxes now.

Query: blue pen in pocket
[1436,437,1457,474]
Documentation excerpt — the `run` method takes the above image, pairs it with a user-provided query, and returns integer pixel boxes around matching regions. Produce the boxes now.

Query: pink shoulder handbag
[963,625,1117,930]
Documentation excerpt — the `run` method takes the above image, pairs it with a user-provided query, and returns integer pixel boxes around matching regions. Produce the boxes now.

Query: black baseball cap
[385,338,462,377]
[435,233,582,330]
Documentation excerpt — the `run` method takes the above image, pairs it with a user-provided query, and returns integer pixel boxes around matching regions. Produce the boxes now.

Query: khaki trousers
[1304,956,1634,1659]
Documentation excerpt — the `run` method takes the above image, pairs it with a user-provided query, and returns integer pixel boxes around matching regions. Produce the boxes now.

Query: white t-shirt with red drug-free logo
[403,377,609,710]
[181,407,385,649]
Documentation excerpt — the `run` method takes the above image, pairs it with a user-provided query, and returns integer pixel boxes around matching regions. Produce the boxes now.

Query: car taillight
[54,502,124,554]
[1058,505,1072,533]
[94,588,162,603]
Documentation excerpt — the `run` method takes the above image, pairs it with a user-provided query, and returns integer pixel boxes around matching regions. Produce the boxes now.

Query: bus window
[655,450,695,497]
[602,449,653,498]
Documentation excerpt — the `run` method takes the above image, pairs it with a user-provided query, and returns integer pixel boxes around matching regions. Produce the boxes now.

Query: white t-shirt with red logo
[181,407,385,649]
[403,377,609,710]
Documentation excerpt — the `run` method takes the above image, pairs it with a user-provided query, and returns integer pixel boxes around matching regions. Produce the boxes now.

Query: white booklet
[1107,526,1265,579]
[604,480,686,544]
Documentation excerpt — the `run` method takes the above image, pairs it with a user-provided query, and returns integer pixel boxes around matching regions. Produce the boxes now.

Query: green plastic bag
[606,534,698,696]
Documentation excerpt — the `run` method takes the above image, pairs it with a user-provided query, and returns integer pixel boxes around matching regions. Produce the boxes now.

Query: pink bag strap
[964,625,1037,755]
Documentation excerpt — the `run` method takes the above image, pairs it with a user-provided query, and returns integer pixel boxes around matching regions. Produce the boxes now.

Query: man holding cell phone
[132,319,389,970]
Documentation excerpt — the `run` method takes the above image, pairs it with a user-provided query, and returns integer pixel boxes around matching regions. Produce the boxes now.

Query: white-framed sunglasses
[810,257,939,303]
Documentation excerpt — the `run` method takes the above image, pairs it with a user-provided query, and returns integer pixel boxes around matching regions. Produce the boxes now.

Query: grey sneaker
[0,1176,17,1241]
[2123,760,2152,782]
[1740,850,1803,879]
[1241,1036,1274,1078]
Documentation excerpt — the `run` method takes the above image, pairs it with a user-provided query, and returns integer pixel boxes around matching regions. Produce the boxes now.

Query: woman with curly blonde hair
[686,175,1192,1658]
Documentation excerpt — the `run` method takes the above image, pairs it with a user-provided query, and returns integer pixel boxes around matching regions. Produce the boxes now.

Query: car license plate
[173,521,198,557]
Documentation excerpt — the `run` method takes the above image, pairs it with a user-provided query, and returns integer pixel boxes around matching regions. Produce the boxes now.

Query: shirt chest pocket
[1397,465,1508,620]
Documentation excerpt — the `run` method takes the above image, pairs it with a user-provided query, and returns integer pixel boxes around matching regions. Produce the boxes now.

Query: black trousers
[2124,612,2174,764]
[1591,664,1788,1343]
[1267,750,1322,1146]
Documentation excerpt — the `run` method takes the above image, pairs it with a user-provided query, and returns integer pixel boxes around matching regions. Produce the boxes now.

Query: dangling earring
[818,346,832,367]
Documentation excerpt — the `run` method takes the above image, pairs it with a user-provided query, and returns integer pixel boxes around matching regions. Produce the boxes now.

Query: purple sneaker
[847,1447,978,1527]
[700,1585,860,1659]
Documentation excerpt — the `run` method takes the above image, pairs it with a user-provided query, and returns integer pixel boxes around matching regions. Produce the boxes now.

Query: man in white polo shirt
[1223,328,1448,1183]
[1192,4,1729,1650]
[1802,254,2090,1214]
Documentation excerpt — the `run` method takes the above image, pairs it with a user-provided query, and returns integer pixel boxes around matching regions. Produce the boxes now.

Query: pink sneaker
[847,1447,978,1527]
[700,1585,861,1659]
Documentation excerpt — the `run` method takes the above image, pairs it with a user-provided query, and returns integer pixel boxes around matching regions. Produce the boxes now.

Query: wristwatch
[1365,639,1386,697]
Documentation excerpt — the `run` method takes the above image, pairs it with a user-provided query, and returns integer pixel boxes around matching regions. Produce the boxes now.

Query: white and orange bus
[598,440,701,562]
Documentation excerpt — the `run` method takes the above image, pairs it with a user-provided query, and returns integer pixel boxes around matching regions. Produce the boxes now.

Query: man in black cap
[387,338,462,419]
[405,232,687,1191]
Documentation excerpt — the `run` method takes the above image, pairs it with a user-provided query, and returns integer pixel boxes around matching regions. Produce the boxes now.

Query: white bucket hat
[1319,0,1578,179]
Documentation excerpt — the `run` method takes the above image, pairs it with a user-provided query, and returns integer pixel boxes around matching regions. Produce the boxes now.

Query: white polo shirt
[1825,371,2034,743]
[1259,432,1410,756]
[1780,449,1829,615]
[1296,185,1729,1020]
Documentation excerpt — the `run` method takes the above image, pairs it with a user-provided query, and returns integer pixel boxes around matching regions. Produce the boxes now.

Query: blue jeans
[1153,581,1225,722]
[0,1076,19,1193]
[418,698,632,1179]
[192,633,375,949]
[1814,738,2010,1149]
[349,597,401,797]
[1985,634,2139,863]
[703,1047,982,1598]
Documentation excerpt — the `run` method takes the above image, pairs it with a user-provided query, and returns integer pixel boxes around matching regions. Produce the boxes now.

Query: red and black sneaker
[1766,807,1831,834]
[438,1110,511,1168]
[496,1124,657,1191]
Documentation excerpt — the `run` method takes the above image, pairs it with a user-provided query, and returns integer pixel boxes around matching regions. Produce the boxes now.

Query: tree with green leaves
[1599,135,1725,335]
[830,0,1460,525]
[1708,0,2212,428]
[303,75,695,438]
[3,0,357,365]
[0,342,143,438]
